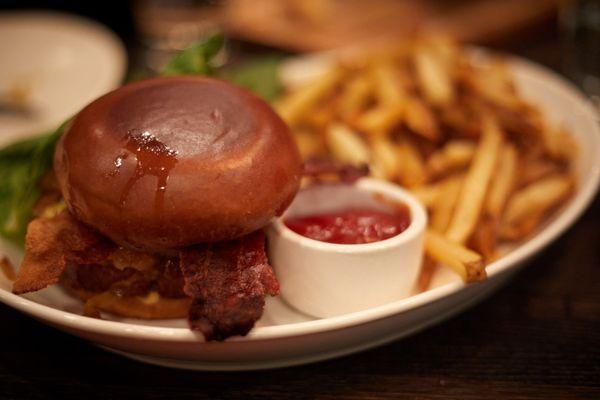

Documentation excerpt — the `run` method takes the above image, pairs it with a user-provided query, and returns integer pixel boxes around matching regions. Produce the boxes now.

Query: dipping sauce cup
[267,178,427,318]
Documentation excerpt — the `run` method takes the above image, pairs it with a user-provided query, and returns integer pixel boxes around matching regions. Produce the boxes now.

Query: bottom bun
[65,286,191,319]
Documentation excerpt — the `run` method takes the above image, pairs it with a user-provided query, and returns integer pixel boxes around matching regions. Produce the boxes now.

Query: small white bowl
[267,178,427,318]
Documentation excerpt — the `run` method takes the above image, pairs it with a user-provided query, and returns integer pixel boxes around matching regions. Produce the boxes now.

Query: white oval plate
[0,11,126,147]
[0,51,599,371]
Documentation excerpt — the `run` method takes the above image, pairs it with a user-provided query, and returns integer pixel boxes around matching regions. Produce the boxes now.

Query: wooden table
[0,23,599,400]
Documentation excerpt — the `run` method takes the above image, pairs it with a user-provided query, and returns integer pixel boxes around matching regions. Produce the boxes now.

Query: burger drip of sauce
[55,76,302,251]
[284,206,410,244]
[116,131,179,214]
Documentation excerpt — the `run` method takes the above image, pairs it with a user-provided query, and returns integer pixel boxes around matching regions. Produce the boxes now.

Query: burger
[11,76,303,341]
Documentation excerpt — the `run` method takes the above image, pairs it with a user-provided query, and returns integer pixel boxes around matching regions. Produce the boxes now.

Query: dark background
[2,1,136,43]
[1,2,599,399]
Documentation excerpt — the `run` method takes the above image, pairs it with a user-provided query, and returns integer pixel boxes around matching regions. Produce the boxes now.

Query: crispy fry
[414,46,453,106]
[338,74,373,121]
[426,140,476,179]
[500,210,545,241]
[369,137,401,181]
[485,143,518,218]
[397,139,427,188]
[410,182,443,208]
[543,126,578,162]
[325,123,370,165]
[276,67,344,126]
[502,174,574,231]
[425,230,486,282]
[372,59,406,106]
[439,104,480,138]
[446,117,503,243]
[355,105,403,135]
[430,176,462,233]
[465,59,519,109]
[294,129,323,159]
[304,102,335,131]
[518,158,562,188]
[492,103,542,148]
[467,143,519,260]
[469,218,498,262]
[404,97,440,141]
[410,174,463,209]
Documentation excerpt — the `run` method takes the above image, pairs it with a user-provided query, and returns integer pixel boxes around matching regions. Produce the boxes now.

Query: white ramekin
[267,178,427,318]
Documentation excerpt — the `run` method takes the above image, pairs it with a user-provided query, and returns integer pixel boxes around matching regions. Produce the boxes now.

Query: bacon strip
[303,157,369,183]
[179,230,279,341]
[12,211,114,294]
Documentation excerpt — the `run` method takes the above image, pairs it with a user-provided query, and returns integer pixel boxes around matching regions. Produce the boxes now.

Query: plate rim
[0,50,598,343]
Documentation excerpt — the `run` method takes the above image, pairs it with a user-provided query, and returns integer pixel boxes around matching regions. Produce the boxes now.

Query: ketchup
[284,207,410,244]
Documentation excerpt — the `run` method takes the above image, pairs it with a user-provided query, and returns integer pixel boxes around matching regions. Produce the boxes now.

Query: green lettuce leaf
[162,34,225,76]
[0,122,67,244]
[223,55,283,102]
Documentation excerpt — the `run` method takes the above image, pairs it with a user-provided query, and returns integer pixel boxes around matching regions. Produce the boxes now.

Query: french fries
[277,37,577,290]
[430,176,462,233]
[501,174,573,239]
[355,105,403,135]
[293,129,323,159]
[470,143,518,260]
[276,67,344,126]
[469,219,497,262]
[370,137,401,181]
[372,59,407,106]
[446,117,503,244]
[425,230,486,282]
[426,140,476,179]
[542,126,578,162]
[410,180,447,208]
[326,123,370,165]
[397,139,427,188]
[404,97,440,141]
[518,158,561,188]
[414,46,454,106]
[338,74,373,121]
[485,143,518,219]
[465,59,519,109]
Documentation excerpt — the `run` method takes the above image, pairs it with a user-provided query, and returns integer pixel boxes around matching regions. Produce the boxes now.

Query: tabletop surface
[0,19,599,400]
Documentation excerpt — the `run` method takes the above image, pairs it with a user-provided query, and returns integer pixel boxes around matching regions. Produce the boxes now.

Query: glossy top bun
[54,76,302,252]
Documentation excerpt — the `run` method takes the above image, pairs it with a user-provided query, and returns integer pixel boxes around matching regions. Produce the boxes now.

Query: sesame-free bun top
[54,76,302,252]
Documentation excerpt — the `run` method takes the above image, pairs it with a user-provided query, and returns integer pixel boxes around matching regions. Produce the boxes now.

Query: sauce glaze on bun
[54,77,302,252]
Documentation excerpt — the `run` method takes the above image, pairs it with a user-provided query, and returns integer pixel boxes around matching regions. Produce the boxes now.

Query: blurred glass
[132,0,226,72]
[560,0,600,103]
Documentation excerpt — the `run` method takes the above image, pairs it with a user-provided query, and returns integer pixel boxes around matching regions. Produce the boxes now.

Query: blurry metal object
[223,0,557,52]
[560,0,600,106]
[133,0,226,72]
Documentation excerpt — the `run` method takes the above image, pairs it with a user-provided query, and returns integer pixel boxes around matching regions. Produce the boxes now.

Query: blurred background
[0,1,599,394]
[1,0,598,98]
[2,0,598,154]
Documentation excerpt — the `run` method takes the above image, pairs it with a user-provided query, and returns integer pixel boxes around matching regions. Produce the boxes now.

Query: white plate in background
[0,51,598,371]
[0,11,126,147]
